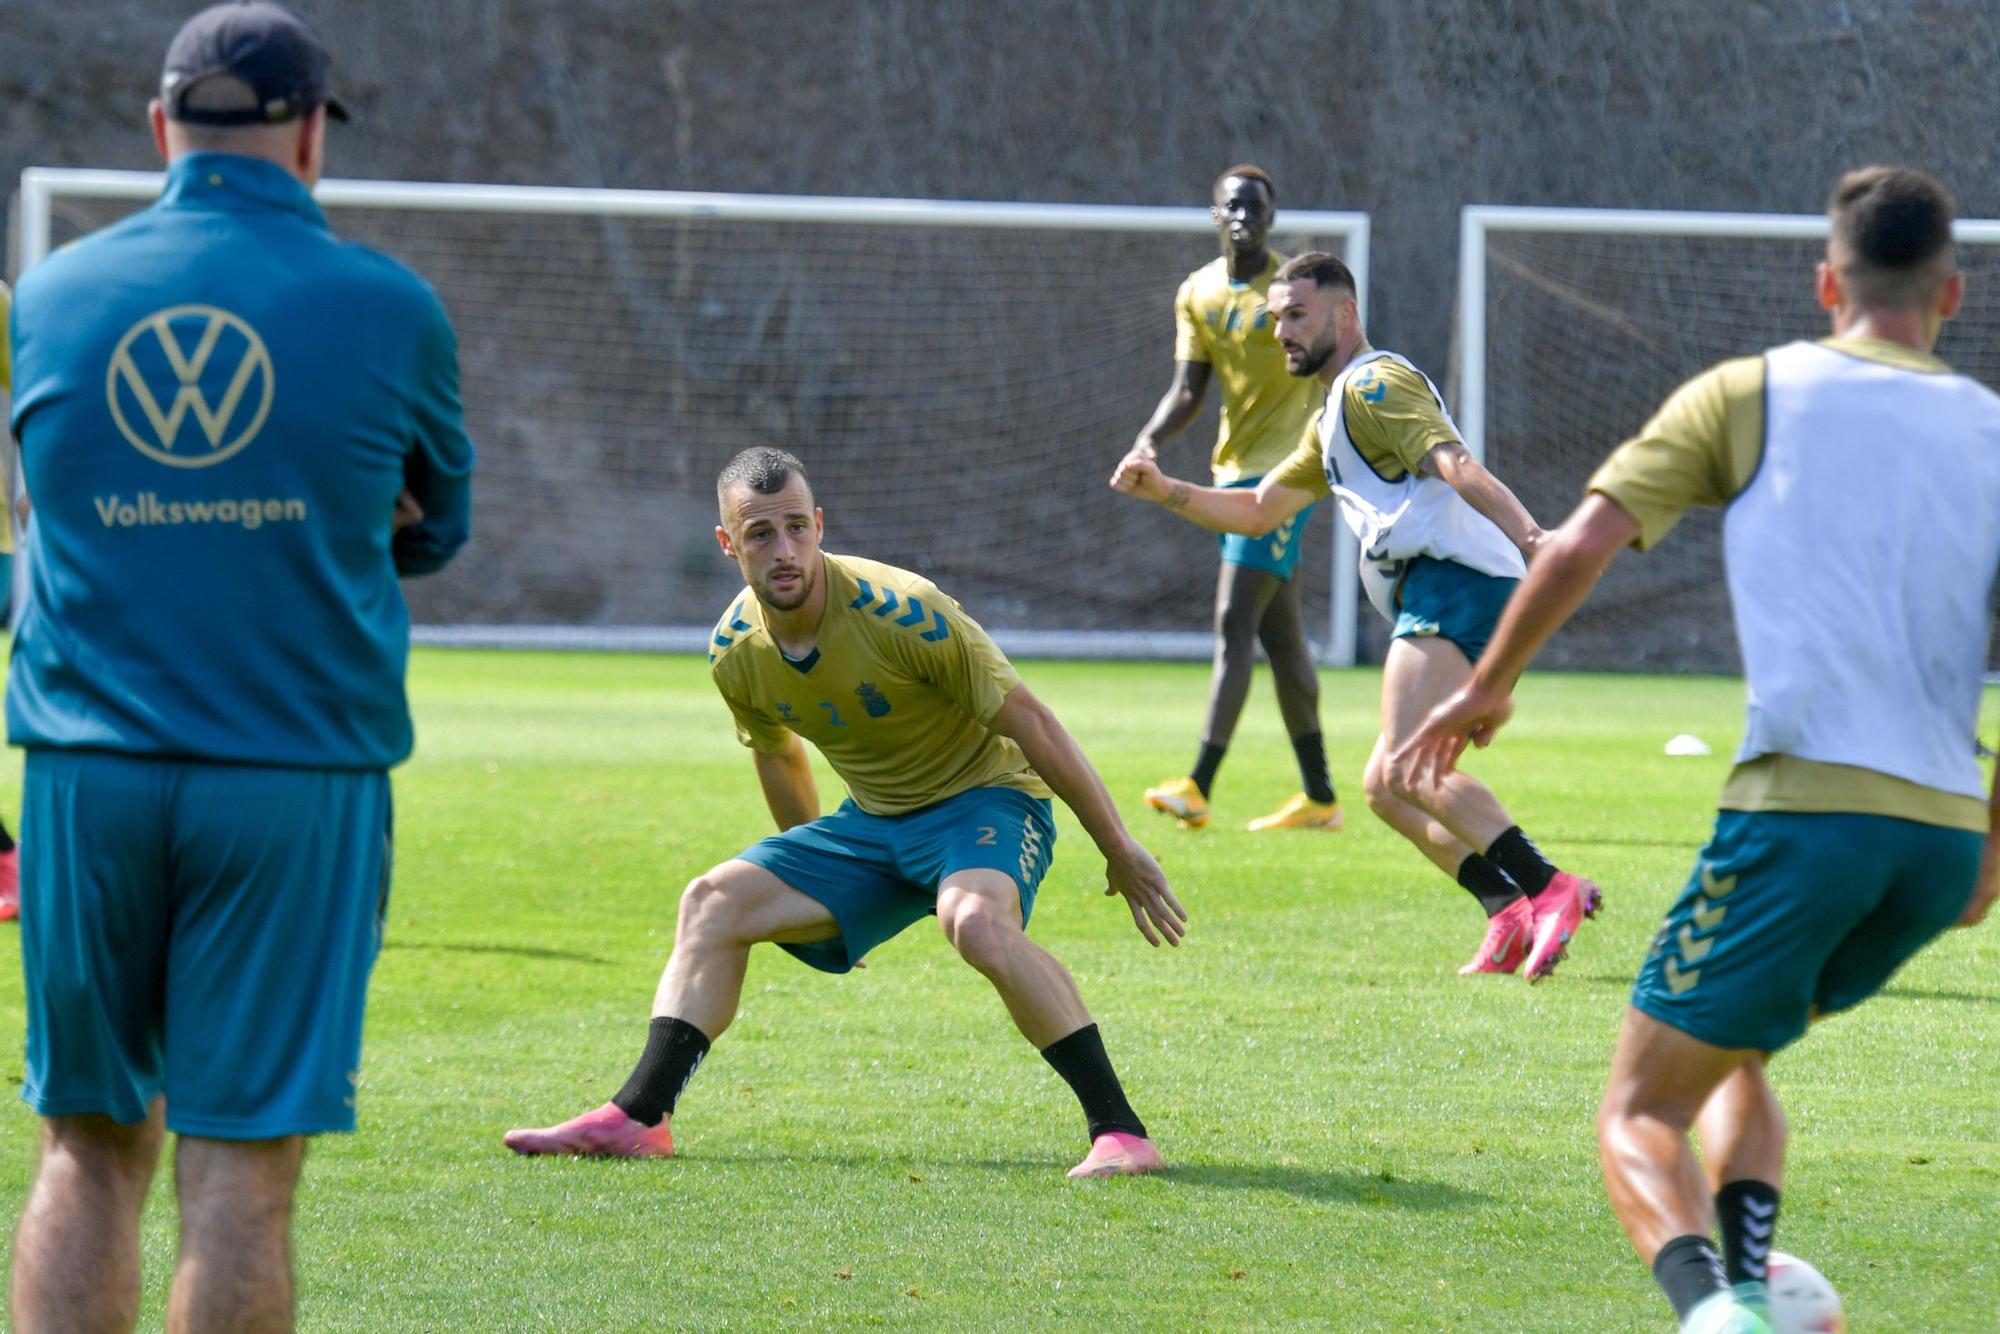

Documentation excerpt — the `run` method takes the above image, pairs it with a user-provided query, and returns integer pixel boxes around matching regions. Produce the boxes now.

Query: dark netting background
[1479,230,2000,674]
[39,193,1355,647]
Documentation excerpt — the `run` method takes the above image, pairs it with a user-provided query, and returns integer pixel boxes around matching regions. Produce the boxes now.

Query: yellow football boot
[1142,776,1210,829]
[1245,793,1344,832]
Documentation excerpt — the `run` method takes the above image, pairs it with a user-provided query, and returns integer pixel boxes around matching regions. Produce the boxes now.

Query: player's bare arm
[752,732,820,831]
[986,683,1188,947]
[1423,441,1548,558]
[1127,359,1214,462]
[1109,456,1313,537]
[1393,493,1638,792]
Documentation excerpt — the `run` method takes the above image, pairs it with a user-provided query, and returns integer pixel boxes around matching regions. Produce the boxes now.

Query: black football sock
[1189,743,1227,799]
[1457,854,1525,917]
[1040,1024,1146,1140]
[1652,1233,1731,1321]
[611,1016,711,1127]
[0,818,15,853]
[1715,1179,1780,1285]
[1291,731,1337,804]
[1485,826,1557,898]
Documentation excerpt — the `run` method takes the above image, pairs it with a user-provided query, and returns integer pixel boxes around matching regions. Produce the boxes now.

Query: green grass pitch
[1,651,1995,1330]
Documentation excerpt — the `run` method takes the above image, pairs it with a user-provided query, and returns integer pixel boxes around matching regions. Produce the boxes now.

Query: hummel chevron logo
[1692,898,1727,931]
[1744,1218,1774,1242]
[1676,926,1715,964]
[1699,865,1738,897]
[1744,1199,1776,1220]
[849,578,950,641]
[1664,958,1698,995]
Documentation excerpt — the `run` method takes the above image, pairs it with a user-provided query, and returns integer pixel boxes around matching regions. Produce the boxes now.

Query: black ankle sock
[1456,854,1525,917]
[1040,1023,1146,1140]
[611,1016,711,1127]
[1715,1179,1780,1285]
[1189,743,1227,799]
[1484,826,1557,898]
[1652,1234,1730,1321]
[1291,731,1336,804]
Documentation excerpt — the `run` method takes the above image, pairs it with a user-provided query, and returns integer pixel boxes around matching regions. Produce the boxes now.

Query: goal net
[1456,206,2000,674]
[12,172,1369,662]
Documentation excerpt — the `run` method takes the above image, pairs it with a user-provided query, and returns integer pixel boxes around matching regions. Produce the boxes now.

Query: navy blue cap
[160,2,349,126]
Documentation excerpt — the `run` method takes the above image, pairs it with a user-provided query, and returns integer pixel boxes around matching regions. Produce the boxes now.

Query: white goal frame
[13,169,1371,665]
[1454,203,2000,462]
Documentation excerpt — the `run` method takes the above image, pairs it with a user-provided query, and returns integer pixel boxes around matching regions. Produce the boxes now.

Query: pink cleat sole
[503,1101,676,1159]
[1522,871,1604,983]
[1067,1131,1164,1178]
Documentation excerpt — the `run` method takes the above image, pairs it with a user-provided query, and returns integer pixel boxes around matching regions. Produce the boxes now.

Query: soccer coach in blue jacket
[5,5,473,1329]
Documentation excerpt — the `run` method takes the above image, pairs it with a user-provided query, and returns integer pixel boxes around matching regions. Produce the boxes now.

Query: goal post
[13,169,1370,665]
[1455,203,2000,674]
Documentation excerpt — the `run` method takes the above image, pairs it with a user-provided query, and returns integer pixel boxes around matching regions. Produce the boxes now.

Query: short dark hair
[1272,251,1356,298]
[1828,166,1956,310]
[1213,163,1275,205]
[716,447,809,503]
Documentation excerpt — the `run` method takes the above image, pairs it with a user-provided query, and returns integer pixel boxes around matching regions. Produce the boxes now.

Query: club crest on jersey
[855,682,892,718]
[107,305,275,468]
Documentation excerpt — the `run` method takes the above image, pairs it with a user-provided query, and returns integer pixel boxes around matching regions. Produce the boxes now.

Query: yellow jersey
[1268,354,1460,495]
[1589,336,1982,833]
[1173,253,1319,483]
[710,553,1052,817]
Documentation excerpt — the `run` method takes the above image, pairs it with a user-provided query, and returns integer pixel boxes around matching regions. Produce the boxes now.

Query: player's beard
[1287,328,1340,377]
[757,560,815,611]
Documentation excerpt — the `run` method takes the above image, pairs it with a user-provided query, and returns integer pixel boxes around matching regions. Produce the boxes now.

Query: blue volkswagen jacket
[6,153,474,769]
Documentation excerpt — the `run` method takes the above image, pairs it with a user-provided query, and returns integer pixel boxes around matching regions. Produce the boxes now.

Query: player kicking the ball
[1395,167,2000,1334]
[1112,252,1599,981]
[507,448,1185,1177]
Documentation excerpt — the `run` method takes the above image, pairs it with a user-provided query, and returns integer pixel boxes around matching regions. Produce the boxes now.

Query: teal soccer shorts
[738,786,1057,973]
[1217,476,1316,580]
[1632,809,1978,1053]
[1391,555,1519,663]
[20,750,392,1138]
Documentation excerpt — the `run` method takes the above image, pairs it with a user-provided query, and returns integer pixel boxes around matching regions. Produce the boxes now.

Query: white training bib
[1317,349,1525,619]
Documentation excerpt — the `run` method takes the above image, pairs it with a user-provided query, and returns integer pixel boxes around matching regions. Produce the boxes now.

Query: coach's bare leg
[649,859,840,1038]
[1376,638,1516,853]
[167,1135,304,1334]
[937,870,1090,1047]
[12,1102,165,1334]
[1597,1008,1753,1263]
[1694,1057,1787,1193]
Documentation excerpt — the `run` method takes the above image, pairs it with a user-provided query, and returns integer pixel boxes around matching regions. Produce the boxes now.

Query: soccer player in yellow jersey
[0,279,19,922]
[1121,165,1338,832]
[1114,253,1600,981]
[1397,168,2000,1334]
[508,448,1186,1178]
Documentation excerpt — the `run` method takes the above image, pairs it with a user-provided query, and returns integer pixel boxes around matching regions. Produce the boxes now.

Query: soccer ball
[1765,1252,1845,1333]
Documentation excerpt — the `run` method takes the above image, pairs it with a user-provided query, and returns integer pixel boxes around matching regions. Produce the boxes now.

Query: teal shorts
[20,750,392,1138]
[1218,476,1316,580]
[738,786,1056,974]
[1632,809,1978,1053]
[1391,555,1518,662]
